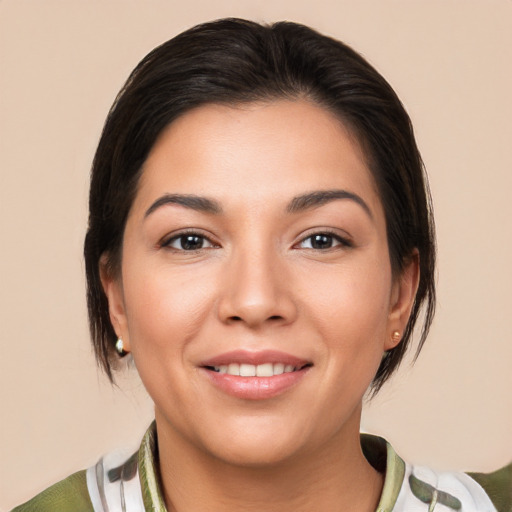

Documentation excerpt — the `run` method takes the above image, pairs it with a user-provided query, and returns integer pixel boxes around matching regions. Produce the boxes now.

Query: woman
[12,18,510,512]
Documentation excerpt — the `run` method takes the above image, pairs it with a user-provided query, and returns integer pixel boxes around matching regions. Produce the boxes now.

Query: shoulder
[467,462,512,512]
[10,470,94,512]
[9,423,158,512]
[363,433,512,512]
[400,462,512,512]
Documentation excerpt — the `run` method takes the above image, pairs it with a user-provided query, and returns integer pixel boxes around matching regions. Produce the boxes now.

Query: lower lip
[201,367,311,400]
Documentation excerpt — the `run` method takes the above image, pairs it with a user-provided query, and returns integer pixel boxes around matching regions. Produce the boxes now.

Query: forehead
[134,100,382,217]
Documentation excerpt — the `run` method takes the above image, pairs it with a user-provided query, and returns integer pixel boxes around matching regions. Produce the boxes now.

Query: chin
[198,413,323,468]
[209,435,304,468]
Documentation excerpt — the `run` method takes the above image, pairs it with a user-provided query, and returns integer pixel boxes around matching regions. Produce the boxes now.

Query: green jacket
[12,423,512,512]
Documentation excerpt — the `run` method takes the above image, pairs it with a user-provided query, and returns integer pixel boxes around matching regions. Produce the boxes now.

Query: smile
[208,362,301,377]
[200,350,312,400]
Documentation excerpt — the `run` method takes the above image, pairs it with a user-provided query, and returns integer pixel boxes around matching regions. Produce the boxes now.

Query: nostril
[227,314,283,323]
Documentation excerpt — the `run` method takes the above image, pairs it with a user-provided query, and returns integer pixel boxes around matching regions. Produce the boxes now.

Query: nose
[217,246,298,329]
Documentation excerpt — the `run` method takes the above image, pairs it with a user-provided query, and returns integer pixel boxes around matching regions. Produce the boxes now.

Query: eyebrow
[144,194,222,217]
[144,189,372,219]
[286,189,373,218]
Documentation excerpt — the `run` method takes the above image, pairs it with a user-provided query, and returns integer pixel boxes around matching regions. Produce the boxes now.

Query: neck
[155,407,383,512]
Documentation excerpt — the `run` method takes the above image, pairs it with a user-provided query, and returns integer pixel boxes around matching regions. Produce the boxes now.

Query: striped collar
[86,423,496,512]
[135,424,406,511]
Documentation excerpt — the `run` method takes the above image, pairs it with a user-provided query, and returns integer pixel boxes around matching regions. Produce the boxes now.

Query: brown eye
[298,233,350,250]
[165,233,214,251]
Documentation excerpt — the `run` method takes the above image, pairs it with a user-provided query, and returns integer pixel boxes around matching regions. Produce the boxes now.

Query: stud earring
[115,337,128,357]
[392,331,401,343]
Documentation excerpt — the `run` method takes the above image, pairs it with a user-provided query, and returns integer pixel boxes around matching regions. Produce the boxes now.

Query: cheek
[305,260,392,331]
[120,262,221,414]
[121,259,218,360]
[301,257,392,382]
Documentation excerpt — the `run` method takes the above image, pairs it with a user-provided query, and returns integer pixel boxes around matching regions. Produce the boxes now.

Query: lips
[199,350,312,400]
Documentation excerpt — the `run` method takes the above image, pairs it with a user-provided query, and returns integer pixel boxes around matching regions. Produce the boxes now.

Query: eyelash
[161,229,352,252]
[295,230,353,251]
[160,230,218,252]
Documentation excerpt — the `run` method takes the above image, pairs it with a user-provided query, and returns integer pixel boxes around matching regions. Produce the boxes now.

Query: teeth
[211,363,298,377]
[256,363,273,377]
[240,364,256,377]
[273,363,284,375]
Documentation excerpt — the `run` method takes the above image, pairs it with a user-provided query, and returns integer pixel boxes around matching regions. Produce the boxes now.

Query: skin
[102,100,419,512]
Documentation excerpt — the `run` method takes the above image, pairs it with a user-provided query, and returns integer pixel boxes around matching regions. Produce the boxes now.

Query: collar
[88,423,497,511]
[361,433,406,511]
[136,423,406,512]
[138,422,167,511]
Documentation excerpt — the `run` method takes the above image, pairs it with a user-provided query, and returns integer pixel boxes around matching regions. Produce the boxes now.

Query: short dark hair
[84,18,436,393]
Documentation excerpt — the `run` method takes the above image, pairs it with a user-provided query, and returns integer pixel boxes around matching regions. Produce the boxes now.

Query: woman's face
[103,100,417,466]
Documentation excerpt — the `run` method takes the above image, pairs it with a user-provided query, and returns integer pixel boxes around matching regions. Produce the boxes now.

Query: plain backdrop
[1,1,511,509]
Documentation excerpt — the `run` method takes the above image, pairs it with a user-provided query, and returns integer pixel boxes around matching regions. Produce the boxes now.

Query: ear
[385,250,420,351]
[99,254,131,352]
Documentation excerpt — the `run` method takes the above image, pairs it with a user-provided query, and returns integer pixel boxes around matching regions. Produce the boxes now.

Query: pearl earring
[115,337,128,357]
[392,331,401,343]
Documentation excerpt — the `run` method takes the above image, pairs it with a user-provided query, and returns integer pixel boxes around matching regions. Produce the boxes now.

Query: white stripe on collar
[86,449,145,512]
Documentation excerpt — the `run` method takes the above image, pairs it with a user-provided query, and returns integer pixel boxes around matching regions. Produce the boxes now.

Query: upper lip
[200,349,312,368]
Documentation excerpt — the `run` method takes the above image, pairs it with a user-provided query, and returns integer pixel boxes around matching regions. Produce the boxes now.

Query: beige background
[1,0,511,509]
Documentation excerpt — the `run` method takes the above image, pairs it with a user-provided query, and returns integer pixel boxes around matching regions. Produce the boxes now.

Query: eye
[163,232,216,251]
[298,232,350,250]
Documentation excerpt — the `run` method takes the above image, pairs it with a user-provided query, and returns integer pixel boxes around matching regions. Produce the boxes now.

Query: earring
[115,337,128,357]
[392,331,401,343]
